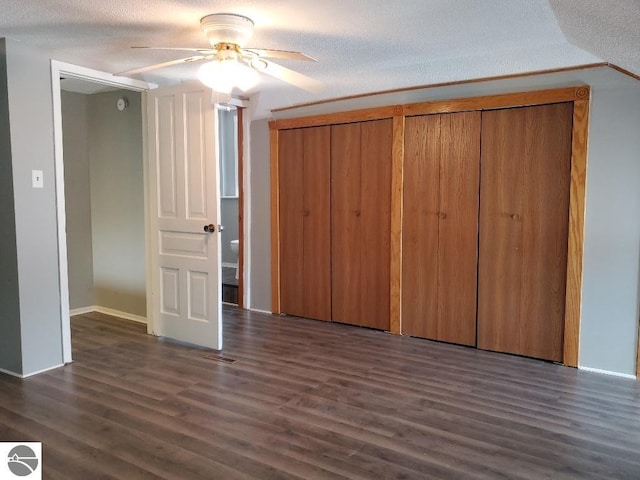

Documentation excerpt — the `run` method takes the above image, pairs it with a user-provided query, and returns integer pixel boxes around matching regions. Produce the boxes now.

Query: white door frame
[51,60,156,364]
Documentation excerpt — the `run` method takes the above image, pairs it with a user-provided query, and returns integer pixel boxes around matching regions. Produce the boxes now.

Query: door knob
[204,224,215,233]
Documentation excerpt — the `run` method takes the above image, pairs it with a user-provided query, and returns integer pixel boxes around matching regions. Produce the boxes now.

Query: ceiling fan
[116,13,322,100]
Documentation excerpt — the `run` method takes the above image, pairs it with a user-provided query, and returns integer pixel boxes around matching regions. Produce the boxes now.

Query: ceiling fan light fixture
[249,58,269,71]
[198,59,260,94]
[120,12,320,93]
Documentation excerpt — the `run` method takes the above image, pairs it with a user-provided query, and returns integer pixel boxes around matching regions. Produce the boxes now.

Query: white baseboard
[95,306,147,324]
[578,366,637,380]
[71,305,147,324]
[70,306,96,316]
[0,363,65,379]
[248,307,273,315]
[0,367,22,378]
[22,364,65,378]
[222,262,238,269]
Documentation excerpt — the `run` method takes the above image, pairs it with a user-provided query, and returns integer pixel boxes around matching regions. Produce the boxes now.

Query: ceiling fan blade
[132,46,216,55]
[258,60,323,93]
[116,55,207,76]
[244,48,316,62]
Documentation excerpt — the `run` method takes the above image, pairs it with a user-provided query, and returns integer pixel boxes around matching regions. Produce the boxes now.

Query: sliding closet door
[332,119,392,330]
[402,112,480,345]
[477,103,573,361]
[279,126,331,321]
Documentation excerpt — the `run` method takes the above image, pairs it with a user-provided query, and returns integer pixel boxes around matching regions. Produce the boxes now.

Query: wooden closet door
[402,112,480,345]
[360,119,392,330]
[331,123,362,325]
[302,126,331,321]
[478,103,573,362]
[332,119,392,330]
[278,126,331,321]
[279,128,305,317]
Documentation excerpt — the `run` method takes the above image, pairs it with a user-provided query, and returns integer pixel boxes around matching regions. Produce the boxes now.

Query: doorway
[60,78,147,327]
[52,61,153,363]
[53,62,248,362]
[219,105,245,307]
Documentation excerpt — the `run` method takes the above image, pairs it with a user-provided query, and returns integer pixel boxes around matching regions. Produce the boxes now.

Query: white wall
[0,38,22,374]
[248,118,272,311]
[579,84,640,375]
[61,89,146,317]
[61,91,95,310]
[3,38,63,375]
[88,90,146,317]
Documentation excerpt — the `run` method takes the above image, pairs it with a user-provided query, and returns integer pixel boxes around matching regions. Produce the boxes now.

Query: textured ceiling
[0,1,637,117]
[550,0,640,75]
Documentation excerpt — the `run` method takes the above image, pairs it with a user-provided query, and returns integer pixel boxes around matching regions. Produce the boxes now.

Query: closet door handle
[354,210,361,217]
[303,209,310,217]
[203,224,215,233]
[438,212,447,220]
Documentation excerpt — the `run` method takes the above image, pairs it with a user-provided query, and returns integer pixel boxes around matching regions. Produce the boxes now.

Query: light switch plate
[32,170,43,189]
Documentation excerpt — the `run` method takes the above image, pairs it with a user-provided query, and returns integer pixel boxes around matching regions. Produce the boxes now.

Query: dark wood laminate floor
[1,307,639,479]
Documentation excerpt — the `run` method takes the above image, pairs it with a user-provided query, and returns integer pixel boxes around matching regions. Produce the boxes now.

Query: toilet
[230,239,239,279]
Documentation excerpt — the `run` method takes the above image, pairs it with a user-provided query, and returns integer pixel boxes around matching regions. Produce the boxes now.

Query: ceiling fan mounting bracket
[200,13,254,48]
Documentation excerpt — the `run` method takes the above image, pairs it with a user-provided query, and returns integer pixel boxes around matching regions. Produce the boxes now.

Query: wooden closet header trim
[269,87,586,130]
[270,106,397,130]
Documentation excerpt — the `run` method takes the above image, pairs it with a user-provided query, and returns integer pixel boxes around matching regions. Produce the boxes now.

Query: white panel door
[147,83,222,349]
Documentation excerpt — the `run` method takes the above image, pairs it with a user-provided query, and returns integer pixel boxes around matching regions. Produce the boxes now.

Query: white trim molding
[69,306,96,316]
[52,60,156,92]
[579,366,637,380]
[71,306,147,325]
[0,367,22,378]
[0,364,65,379]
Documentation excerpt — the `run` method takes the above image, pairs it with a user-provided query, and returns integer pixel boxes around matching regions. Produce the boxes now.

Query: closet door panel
[402,115,440,339]
[360,119,392,330]
[438,112,480,345]
[519,103,572,360]
[478,103,572,361]
[477,110,523,351]
[303,126,332,321]
[402,112,480,345]
[331,123,362,325]
[278,128,305,317]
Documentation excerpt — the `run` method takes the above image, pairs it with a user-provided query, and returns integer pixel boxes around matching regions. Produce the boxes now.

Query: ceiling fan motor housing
[201,13,254,48]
